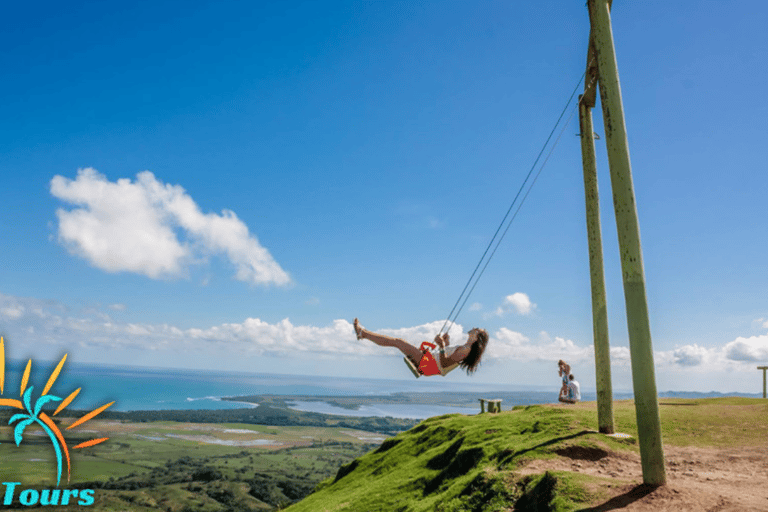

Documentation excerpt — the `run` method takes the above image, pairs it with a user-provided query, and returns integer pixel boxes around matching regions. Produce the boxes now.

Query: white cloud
[672,344,709,366]
[507,293,535,315]
[609,344,717,371]
[491,293,536,317]
[724,335,768,363]
[468,303,482,312]
[126,324,150,336]
[50,168,290,286]
[0,293,393,357]
[356,321,467,353]
[4,291,591,367]
[5,289,768,384]
[1,305,25,319]
[50,169,188,279]
[108,303,127,311]
[623,335,768,374]
[610,346,631,364]
[488,327,592,362]
[490,328,530,355]
[498,328,530,345]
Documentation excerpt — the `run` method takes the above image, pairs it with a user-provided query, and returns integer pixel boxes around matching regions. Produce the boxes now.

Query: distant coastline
[3,358,761,414]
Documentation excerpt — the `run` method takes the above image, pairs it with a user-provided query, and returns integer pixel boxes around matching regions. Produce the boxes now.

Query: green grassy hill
[284,398,768,512]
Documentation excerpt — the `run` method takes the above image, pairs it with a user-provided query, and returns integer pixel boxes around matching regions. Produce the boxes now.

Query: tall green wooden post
[587,0,666,485]
[758,367,768,398]
[579,52,614,434]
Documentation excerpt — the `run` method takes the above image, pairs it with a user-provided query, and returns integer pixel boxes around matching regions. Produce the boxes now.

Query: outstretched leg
[354,318,422,364]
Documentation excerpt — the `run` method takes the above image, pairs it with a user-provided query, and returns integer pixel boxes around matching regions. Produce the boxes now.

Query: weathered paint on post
[587,0,666,485]
[579,98,615,435]
[583,38,599,108]
[758,367,768,398]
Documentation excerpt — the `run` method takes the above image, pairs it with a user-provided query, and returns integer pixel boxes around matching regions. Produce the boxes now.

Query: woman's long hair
[459,328,489,375]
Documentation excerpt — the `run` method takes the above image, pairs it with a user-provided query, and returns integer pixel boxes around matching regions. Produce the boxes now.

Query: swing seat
[403,356,421,378]
[403,342,442,378]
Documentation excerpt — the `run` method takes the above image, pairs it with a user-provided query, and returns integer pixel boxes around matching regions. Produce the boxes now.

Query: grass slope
[285,397,768,512]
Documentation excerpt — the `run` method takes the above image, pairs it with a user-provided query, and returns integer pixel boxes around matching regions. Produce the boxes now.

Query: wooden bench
[478,399,502,413]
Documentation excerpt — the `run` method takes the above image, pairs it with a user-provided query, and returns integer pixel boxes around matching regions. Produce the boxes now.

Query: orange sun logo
[0,337,114,486]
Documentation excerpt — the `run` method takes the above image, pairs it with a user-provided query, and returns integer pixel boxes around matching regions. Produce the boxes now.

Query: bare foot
[353,318,364,340]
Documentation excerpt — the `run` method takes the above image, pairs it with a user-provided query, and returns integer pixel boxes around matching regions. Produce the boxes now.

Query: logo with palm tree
[0,337,114,486]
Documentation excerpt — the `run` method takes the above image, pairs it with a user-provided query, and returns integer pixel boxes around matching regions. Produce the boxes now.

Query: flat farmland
[0,419,384,510]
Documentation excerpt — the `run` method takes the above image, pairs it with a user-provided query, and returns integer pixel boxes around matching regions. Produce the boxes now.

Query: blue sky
[1,1,767,394]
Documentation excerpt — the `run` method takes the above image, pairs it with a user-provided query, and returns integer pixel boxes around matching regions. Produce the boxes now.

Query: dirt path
[515,443,768,511]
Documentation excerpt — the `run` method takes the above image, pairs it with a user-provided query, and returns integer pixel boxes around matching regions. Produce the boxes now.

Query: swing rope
[438,68,590,336]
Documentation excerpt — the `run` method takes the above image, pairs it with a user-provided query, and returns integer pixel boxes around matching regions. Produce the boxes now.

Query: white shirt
[433,345,460,376]
[568,380,581,401]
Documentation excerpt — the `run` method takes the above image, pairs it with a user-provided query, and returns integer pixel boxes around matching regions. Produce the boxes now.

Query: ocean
[4,360,758,420]
[4,360,560,418]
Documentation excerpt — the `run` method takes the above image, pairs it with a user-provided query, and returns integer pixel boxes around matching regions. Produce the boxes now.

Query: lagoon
[7,359,552,412]
[285,400,479,419]
[8,359,757,415]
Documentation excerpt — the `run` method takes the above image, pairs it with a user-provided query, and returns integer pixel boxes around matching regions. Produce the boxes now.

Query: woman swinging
[353,318,489,377]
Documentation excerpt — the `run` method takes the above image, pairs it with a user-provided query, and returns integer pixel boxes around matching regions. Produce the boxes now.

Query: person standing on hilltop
[558,360,571,400]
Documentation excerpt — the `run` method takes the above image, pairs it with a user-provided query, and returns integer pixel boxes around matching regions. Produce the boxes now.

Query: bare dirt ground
[515,443,768,511]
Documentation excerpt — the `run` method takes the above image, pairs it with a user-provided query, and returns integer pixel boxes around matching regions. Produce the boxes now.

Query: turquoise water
[5,360,753,418]
[2,360,538,414]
